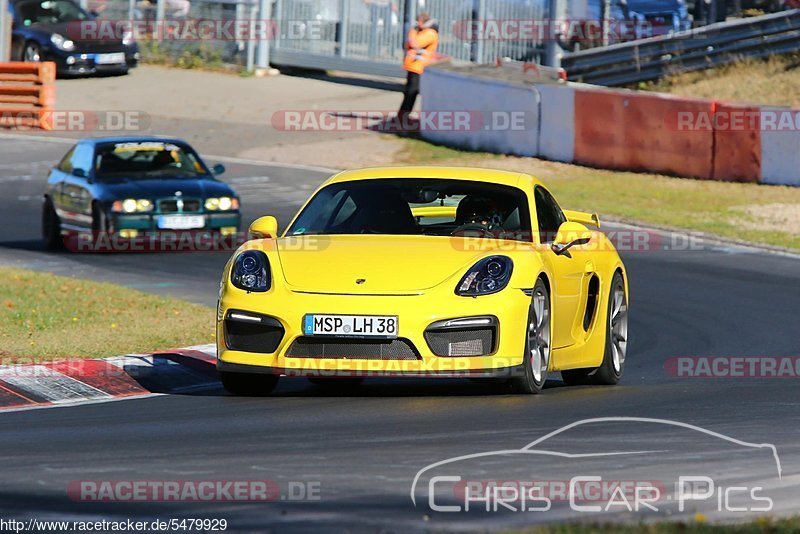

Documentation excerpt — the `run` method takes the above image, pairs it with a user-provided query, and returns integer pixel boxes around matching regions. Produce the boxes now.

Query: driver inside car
[452,195,507,236]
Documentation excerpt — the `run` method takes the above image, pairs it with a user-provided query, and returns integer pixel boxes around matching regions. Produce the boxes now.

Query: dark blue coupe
[42,137,241,251]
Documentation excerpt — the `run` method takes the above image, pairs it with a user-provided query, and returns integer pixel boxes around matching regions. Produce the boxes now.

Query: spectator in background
[398,11,438,118]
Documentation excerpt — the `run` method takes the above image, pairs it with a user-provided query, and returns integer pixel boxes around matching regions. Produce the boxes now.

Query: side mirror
[551,221,592,256]
[212,163,225,175]
[249,216,279,239]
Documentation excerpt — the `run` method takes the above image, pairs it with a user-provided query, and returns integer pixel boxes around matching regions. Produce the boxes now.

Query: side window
[534,186,566,244]
[68,144,94,177]
[57,147,76,173]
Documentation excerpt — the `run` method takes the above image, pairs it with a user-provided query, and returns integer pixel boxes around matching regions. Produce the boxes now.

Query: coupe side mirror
[249,216,279,239]
[212,163,226,175]
[551,221,592,256]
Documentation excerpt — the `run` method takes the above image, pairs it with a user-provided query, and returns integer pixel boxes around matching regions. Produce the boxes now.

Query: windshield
[94,142,210,180]
[287,178,532,241]
[16,0,89,25]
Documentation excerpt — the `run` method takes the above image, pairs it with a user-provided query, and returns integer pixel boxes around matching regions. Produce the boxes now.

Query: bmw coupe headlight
[51,33,75,51]
[231,250,270,292]
[456,256,513,296]
[112,198,153,213]
[205,197,239,211]
[122,30,135,46]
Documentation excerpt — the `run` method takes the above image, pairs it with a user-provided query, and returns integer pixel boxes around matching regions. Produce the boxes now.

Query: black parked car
[9,0,138,76]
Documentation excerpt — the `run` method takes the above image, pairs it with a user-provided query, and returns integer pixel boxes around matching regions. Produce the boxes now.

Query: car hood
[30,21,126,48]
[275,235,515,294]
[98,178,233,200]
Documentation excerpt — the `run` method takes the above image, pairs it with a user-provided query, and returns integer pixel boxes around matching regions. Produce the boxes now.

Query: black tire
[22,41,42,62]
[308,377,364,388]
[510,278,551,394]
[561,272,628,386]
[220,371,279,396]
[42,197,64,251]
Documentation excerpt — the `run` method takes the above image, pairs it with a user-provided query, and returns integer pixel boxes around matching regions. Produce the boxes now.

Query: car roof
[78,136,191,147]
[324,166,544,191]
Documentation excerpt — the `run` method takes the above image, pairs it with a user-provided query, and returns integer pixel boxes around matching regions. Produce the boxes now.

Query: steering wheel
[450,223,494,238]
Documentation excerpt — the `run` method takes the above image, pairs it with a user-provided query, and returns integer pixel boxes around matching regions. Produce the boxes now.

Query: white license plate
[157,215,205,230]
[95,53,126,65]
[303,314,398,338]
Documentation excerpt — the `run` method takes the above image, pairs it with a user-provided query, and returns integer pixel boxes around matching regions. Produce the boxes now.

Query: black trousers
[399,71,421,114]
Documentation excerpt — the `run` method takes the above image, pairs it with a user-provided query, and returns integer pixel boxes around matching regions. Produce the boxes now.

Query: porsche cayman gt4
[216,167,629,395]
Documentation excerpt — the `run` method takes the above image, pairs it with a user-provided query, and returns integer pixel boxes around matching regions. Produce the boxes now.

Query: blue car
[42,137,241,251]
[9,0,138,75]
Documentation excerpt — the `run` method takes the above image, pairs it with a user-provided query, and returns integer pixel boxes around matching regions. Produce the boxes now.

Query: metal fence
[97,0,550,76]
[561,8,800,86]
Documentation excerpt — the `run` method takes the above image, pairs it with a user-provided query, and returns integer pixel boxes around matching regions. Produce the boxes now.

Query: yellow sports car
[216,167,628,395]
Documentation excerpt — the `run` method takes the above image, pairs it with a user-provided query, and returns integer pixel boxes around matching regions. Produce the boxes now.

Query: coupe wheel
[220,371,279,396]
[511,278,551,394]
[23,42,41,62]
[561,272,628,386]
[42,197,64,250]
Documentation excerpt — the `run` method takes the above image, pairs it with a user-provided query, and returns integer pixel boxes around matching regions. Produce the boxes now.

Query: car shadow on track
[130,352,573,398]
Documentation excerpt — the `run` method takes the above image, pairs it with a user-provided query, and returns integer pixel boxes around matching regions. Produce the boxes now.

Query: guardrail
[0,62,56,130]
[561,9,800,86]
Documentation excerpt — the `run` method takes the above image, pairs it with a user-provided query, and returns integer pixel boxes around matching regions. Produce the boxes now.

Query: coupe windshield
[287,178,532,241]
[94,142,209,179]
[16,0,89,25]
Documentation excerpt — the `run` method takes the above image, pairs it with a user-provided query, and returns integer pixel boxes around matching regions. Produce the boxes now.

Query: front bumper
[43,47,139,75]
[112,211,241,233]
[217,286,531,377]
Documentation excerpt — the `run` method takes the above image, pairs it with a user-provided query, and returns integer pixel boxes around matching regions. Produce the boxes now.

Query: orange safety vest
[403,25,439,74]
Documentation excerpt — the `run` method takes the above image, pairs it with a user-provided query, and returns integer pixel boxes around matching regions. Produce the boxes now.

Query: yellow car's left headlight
[231,251,270,292]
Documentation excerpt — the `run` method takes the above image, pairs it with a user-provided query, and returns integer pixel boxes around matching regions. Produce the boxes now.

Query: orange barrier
[711,102,761,183]
[573,88,714,179]
[0,62,56,130]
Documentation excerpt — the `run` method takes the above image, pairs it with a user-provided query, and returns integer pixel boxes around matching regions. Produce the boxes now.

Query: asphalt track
[0,135,799,531]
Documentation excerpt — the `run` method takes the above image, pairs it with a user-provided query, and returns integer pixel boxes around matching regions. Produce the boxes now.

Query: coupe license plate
[157,215,205,230]
[303,314,398,338]
[95,53,126,65]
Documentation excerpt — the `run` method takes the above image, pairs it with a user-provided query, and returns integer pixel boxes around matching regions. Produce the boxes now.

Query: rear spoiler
[563,209,601,228]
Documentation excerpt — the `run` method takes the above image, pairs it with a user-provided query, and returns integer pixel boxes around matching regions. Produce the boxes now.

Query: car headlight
[456,256,513,296]
[50,33,75,51]
[231,250,270,292]
[122,30,135,46]
[112,198,153,213]
[205,197,239,211]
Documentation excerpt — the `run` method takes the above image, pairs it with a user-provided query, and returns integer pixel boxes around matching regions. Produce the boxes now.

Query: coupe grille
[286,337,420,360]
[159,198,201,213]
[425,327,495,357]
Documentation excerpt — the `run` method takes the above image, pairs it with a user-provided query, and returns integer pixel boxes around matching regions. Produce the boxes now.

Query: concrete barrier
[573,87,715,179]
[536,83,575,163]
[420,67,540,157]
[711,102,762,183]
[760,107,800,186]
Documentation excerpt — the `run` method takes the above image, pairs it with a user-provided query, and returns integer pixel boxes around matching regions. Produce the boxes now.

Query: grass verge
[516,515,799,533]
[394,138,800,251]
[0,267,214,362]
[642,54,800,107]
